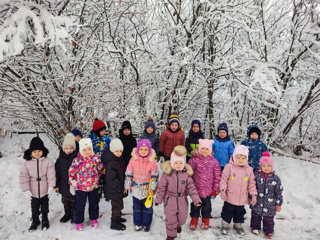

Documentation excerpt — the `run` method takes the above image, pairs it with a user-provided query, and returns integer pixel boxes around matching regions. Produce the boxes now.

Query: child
[101,138,128,231]
[55,133,79,223]
[124,139,159,232]
[71,129,82,143]
[188,139,221,230]
[213,123,235,171]
[241,125,268,171]
[155,145,201,240]
[185,119,204,163]
[68,138,104,231]
[159,113,185,161]
[119,120,137,168]
[250,152,283,239]
[139,117,160,155]
[89,118,111,156]
[220,145,257,235]
[19,137,56,231]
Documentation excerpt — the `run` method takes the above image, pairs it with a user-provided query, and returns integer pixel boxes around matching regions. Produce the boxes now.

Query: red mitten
[211,191,219,199]
[275,205,282,212]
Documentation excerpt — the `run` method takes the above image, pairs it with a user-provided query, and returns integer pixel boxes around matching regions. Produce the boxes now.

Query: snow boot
[41,215,50,230]
[251,228,260,235]
[91,219,99,229]
[76,223,84,231]
[110,219,126,231]
[221,220,230,235]
[190,217,199,230]
[29,216,40,232]
[177,226,182,233]
[201,218,210,229]
[233,223,245,236]
[119,217,127,222]
[142,225,150,232]
[265,233,273,239]
[60,210,72,223]
[166,236,175,240]
[134,225,142,231]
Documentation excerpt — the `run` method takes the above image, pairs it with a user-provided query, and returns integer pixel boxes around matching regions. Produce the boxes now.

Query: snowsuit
[124,148,159,227]
[250,170,283,234]
[20,156,56,219]
[101,148,128,221]
[55,149,78,214]
[240,125,268,170]
[155,161,201,238]
[220,159,257,223]
[88,130,111,156]
[185,130,204,162]
[119,130,137,168]
[140,130,160,155]
[68,154,103,224]
[188,153,221,218]
[213,136,234,169]
[159,123,185,160]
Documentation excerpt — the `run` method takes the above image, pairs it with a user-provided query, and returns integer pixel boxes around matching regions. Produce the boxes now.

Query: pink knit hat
[198,139,214,155]
[137,139,152,157]
[170,145,187,169]
[232,145,249,163]
[259,152,274,170]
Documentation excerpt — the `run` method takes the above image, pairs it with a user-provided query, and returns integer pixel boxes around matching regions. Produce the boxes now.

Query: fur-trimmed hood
[131,147,156,163]
[161,161,193,176]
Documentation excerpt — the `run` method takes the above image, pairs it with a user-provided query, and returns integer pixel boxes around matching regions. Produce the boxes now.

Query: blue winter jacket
[212,139,234,167]
[251,170,283,216]
[88,130,111,156]
[240,125,268,169]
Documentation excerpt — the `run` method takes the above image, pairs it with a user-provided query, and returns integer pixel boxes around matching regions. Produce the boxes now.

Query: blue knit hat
[71,129,82,138]
[145,118,156,131]
[191,119,201,129]
[217,123,228,134]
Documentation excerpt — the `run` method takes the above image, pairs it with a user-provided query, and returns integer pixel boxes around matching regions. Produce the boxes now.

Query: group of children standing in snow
[19,114,283,239]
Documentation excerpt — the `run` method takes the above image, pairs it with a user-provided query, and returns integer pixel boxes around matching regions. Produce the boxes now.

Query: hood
[247,125,261,139]
[131,147,156,163]
[23,148,49,161]
[161,161,193,176]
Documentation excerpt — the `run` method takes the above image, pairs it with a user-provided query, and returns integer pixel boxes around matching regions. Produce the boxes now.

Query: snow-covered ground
[0,134,319,240]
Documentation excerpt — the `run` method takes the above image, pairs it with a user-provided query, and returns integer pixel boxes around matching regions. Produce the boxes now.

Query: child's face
[218,130,227,139]
[113,150,123,158]
[250,132,259,140]
[81,147,93,157]
[64,146,74,155]
[138,146,149,157]
[31,150,43,159]
[173,160,184,171]
[235,154,247,166]
[74,135,81,142]
[170,122,179,132]
[99,129,106,137]
[200,147,210,157]
[261,163,272,174]
[192,124,200,133]
[123,128,131,136]
[146,126,154,134]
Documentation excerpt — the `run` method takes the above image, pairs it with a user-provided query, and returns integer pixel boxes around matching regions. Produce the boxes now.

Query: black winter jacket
[119,130,137,168]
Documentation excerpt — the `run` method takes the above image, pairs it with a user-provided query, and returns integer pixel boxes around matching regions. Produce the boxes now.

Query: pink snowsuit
[155,161,201,238]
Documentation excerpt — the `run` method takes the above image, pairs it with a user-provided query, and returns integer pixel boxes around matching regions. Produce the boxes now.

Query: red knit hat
[93,118,106,131]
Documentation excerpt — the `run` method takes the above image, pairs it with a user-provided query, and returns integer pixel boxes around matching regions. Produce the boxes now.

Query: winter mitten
[47,187,53,196]
[70,186,76,196]
[24,190,32,200]
[251,196,257,206]
[191,148,198,157]
[211,191,219,199]
[220,190,227,201]
[71,180,77,187]
[275,205,282,212]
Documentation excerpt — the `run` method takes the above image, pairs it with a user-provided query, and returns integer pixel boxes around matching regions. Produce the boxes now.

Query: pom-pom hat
[63,133,76,150]
[259,152,274,171]
[93,118,106,136]
[170,145,187,169]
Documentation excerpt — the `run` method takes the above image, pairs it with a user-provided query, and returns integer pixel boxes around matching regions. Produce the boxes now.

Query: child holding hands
[124,139,159,232]
[220,145,257,235]
[155,145,201,240]
[68,138,104,231]
[250,152,283,239]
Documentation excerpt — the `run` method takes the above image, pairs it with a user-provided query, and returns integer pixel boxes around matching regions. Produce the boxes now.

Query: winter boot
[29,216,40,232]
[233,223,245,236]
[76,223,84,231]
[190,217,199,230]
[142,225,150,232]
[265,233,273,239]
[221,220,230,235]
[251,228,260,235]
[91,219,99,229]
[70,211,75,223]
[60,210,72,223]
[110,219,126,231]
[134,225,142,231]
[166,236,175,240]
[177,226,182,233]
[119,217,127,222]
[201,218,210,229]
[41,215,50,230]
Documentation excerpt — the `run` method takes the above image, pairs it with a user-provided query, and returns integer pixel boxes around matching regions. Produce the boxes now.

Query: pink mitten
[275,205,281,212]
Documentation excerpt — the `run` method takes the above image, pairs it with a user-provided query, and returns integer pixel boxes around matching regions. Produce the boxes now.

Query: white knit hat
[110,138,123,152]
[79,138,93,155]
[63,133,76,150]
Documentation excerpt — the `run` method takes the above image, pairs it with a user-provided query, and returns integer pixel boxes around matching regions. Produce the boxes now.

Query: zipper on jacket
[261,175,267,216]
[176,171,179,211]
[37,159,40,199]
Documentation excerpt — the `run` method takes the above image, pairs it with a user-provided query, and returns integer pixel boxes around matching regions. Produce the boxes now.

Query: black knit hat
[121,121,132,131]
[23,137,49,160]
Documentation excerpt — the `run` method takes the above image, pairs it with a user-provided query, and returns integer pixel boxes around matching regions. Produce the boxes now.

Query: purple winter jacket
[188,153,221,198]
[155,161,201,224]
[20,157,56,198]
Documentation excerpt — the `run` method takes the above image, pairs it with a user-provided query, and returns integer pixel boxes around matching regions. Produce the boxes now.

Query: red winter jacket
[159,123,185,158]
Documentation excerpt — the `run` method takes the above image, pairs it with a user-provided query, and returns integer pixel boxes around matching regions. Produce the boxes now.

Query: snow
[1,134,320,240]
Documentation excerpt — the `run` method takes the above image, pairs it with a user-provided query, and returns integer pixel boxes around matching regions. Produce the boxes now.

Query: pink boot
[76,223,84,231]
[91,219,99,229]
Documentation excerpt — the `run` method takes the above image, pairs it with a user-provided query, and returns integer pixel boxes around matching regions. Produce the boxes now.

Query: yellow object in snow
[144,180,158,208]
